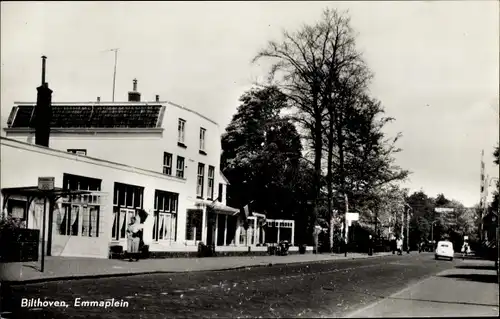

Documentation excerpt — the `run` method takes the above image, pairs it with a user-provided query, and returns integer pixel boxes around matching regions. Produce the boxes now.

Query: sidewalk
[346,258,500,318]
[0,252,392,284]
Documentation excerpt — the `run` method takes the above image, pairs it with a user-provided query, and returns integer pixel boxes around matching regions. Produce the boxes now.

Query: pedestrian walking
[368,235,374,256]
[396,237,403,255]
[418,239,424,253]
[461,241,470,259]
[127,216,142,262]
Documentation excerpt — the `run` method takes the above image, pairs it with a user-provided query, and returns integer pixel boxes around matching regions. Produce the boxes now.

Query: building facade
[1,80,260,257]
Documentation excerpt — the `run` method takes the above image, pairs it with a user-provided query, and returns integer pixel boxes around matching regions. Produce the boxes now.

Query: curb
[1,253,394,285]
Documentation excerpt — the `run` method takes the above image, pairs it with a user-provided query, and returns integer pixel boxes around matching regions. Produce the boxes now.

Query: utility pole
[344,193,349,257]
[401,207,404,243]
[406,206,411,253]
[109,48,119,102]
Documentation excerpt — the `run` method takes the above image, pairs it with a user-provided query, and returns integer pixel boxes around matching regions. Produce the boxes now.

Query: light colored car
[435,240,454,260]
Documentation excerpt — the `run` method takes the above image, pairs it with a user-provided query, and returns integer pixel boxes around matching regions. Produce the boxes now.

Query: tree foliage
[221,86,316,243]
[404,191,478,247]
[490,145,499,214]
[252,8,409,246]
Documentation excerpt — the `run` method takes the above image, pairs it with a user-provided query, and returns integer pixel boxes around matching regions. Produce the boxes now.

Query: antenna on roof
[108,48,119,102]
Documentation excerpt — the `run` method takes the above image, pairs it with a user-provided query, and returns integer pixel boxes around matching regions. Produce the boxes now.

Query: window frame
[111,182,144,240]
[178,118,186,144]
[163,152,173,175]
[176,156,185,178]
[207,166,215,200]
[153,190,179,242]
[199,127,206,151]
[196,163,205,198]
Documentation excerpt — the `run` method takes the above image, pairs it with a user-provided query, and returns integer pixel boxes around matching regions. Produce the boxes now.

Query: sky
[1,1,498,207]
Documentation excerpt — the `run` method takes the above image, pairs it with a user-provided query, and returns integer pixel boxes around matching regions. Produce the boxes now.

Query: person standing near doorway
[127,216,141,262]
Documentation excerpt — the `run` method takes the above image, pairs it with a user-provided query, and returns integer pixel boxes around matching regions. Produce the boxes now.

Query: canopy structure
[2,186,91,205]
[1,186,92,272]
[195,199,239,216]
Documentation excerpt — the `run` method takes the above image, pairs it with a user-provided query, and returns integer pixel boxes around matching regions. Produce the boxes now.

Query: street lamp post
[431,220,438,243]
[405,204,412,253]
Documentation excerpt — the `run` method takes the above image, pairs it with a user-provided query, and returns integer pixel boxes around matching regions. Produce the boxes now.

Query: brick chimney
[97,96,101,103]
[128,78,141,102]
[32,56,53,147]
[155,95,160,102]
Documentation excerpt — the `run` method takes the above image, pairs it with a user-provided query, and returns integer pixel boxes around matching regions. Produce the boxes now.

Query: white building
[1,79,290,258]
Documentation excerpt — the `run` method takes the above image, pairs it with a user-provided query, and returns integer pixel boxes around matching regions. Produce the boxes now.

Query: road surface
[2,253,471,318]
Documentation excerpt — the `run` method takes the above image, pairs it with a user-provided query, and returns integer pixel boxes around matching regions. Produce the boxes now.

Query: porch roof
[2,186,92,198]
[196,199,240,215]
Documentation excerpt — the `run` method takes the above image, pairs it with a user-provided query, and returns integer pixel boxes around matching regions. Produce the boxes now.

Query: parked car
[435,240,454,261]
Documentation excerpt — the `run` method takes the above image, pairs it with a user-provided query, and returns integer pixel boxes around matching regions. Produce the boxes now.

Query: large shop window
[58,174,102,237]
[152,190,179,242]
[111,182,144,240]
[185,209,203,241]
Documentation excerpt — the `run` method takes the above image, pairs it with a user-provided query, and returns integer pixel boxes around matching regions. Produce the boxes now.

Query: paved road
[3,253,461,319]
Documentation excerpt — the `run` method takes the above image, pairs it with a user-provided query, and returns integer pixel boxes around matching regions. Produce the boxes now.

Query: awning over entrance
[195,199,239,215]
[2,186,92,207]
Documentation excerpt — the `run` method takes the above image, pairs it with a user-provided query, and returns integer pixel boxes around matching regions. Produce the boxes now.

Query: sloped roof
[7,104,164,128]
[219,171,230,185]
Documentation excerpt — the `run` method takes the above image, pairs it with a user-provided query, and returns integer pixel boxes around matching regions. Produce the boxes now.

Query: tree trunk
[335,109,347,244]
[327,110,335,251]
[312,91,322,251]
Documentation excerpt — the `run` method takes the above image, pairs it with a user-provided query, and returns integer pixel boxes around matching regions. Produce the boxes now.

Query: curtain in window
[81,206,90,237]
[152,212,158,241]
[119,210,127,238]
[165,214,171,240]
[112,208,118,238]
[159,214,165,240]
[71,206,79,236]
[169,215,176,241]
[89,206,99,237]
[55,204,65,234]
[32,200,47,232]
[59,205,69,235]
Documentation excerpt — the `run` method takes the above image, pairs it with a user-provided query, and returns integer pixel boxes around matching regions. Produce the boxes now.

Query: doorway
[206,210,216,246]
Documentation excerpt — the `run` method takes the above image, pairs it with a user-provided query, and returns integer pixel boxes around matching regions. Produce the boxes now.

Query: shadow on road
[22,264,40,271]
[457,254,491,261]
[325,286,499,310]
[455,265,497,271]
[440,273,499,284]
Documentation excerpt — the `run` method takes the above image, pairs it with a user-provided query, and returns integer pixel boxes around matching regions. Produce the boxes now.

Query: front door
[206,210,216,246]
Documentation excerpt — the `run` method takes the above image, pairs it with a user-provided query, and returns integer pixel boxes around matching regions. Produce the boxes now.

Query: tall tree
[253,8,410,246]
[221,86,315,241]
[252,8,360,231]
